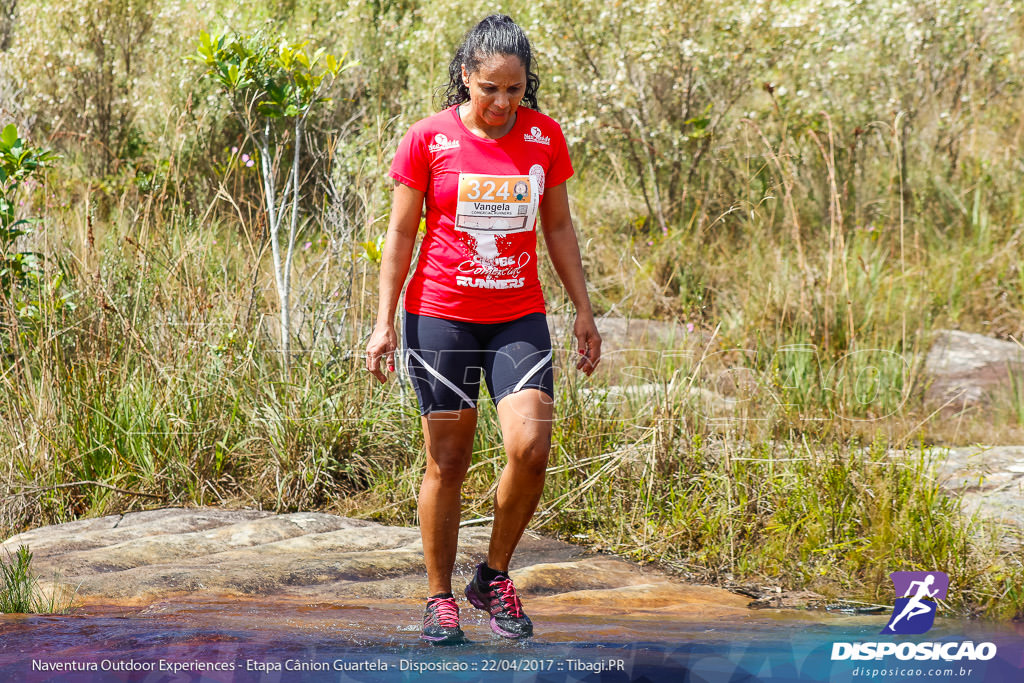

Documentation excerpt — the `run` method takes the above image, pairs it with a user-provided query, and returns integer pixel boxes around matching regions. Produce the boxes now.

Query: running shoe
[420,595,466,645]
[464,563,533,638]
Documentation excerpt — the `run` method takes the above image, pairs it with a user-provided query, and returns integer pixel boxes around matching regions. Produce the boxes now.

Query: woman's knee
[422,410,476,486]
[509,436,550,477]
[425,445,472,485]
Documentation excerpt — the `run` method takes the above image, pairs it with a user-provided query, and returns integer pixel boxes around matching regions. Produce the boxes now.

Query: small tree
[193,31,353,369]
[0,123,55,294]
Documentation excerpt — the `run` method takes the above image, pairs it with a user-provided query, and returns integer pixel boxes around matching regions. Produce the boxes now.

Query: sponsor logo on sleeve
[523,126,550,145]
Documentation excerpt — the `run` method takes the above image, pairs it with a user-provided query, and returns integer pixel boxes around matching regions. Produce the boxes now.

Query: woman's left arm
[539,181,601,375]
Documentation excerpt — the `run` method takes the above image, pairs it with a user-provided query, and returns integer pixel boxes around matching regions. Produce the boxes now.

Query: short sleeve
[390,124,429,192]
[546,121,574,189]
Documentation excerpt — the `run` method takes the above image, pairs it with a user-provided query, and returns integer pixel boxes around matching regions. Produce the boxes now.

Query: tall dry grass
[0,0,1022,617]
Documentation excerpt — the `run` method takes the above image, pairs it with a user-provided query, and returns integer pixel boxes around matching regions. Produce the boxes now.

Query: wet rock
[747,590,830,610]
[511,557,658,595]
[1,508,751,617]
[537,583,750,616]
[925,330,1024,411]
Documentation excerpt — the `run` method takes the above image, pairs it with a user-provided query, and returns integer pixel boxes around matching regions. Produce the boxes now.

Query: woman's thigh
[404,312,486,414]
[482,312,554,407]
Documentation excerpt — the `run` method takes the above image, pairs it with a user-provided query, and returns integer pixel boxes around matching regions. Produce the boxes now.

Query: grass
[2,184,1023,618]
[0,546,36,613]
[0,545,76,614]
[1,0,1023,622]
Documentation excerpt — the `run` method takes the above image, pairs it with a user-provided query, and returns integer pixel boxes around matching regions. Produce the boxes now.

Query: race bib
[452,173,539,290]
[455,173,538,236]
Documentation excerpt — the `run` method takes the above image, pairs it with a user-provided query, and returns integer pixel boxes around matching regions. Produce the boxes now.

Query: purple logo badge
[882,571,948,635]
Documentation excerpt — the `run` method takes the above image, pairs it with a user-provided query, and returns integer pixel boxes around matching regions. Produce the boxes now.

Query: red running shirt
[390,105,574,323]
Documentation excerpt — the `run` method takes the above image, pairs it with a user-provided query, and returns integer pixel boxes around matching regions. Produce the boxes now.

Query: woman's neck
[458,104,517,140]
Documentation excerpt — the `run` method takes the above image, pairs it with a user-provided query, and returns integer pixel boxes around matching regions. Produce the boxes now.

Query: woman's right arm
[365,182,426,383]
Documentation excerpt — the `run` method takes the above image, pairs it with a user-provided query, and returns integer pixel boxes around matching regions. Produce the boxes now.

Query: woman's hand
[366,323,399,383]
[573,312,601,376]
[539,181,601,376]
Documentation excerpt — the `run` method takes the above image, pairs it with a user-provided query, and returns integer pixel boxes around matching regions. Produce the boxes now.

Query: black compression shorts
[402,311,554,415]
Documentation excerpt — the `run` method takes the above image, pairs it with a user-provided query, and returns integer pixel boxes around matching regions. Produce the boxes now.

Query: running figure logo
[882,571,948,635]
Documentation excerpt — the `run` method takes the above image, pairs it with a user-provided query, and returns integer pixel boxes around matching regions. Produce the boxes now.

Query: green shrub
[0,545,75,614]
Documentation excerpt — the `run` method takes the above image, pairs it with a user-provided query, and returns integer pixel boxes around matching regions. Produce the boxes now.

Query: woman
[365,14,601,645]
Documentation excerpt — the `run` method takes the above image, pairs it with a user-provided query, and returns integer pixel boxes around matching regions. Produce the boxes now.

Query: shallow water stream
[2,597,1022,682]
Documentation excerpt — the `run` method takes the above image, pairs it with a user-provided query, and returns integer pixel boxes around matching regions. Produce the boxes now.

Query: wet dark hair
[440,14,541,111]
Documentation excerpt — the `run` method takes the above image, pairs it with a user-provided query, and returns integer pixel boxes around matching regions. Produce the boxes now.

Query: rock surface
[925,329,1024,410]
[549,314,695,351]
[548,313,702,376]
[935,445,1024,541]
[1,508,752,618]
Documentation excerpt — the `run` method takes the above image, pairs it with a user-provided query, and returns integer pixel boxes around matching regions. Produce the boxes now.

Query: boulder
[925,329,1024,411]
[934,445,1024,540]
[0,507,752,619]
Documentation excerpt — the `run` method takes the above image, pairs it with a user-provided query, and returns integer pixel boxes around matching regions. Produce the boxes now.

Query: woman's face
[461,53,527,129]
